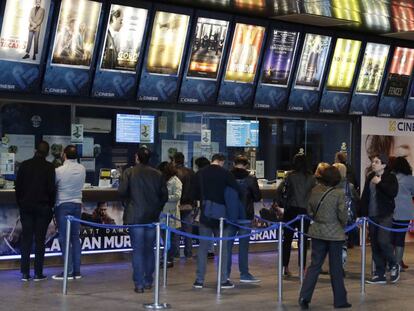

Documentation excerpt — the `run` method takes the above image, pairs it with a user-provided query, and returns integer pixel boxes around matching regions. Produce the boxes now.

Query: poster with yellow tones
[51,0,102,68]
[0,0,51,64]
[326,38,361,92]
[146,11,190,76]
[355,43,389,95]
[224,23,265,83]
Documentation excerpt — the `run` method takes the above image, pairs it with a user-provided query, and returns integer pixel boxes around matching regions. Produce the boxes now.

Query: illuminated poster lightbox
[100,4,148,72]
[224,23,265,83]
[186,17,229,80]
[384,47,414,98]
[146,11,190,76]
[326,38,361,92]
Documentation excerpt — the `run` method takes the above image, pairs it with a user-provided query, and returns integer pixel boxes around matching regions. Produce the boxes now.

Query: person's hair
[292,154,308,174]
[136,147,151,164]
[158,161,177,181]
[110,9,122,23]
[319,165,341,187]
[315,162,330,179]
[392,156,413,175]
[365,136,394,160]
[335,151,347,164]
[211,153,225,162]
[173,152,185,165]
[64,145,77,160]
[36,141,49,158]
[234,155,249,167]
[195,156,210,169]
[332,162,347,180]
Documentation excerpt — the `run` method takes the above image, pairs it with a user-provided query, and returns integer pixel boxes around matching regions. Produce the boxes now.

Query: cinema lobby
[1,0,414,310]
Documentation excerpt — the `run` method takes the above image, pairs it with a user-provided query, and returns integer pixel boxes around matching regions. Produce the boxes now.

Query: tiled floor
[1,244,414,310]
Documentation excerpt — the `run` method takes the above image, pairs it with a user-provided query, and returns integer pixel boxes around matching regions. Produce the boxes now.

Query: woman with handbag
[299,164,351,309]
[276,154,316,276]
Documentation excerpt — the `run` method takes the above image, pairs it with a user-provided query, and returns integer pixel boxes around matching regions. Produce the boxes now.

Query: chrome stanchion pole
[361,218,367,295]
[300,215,305,285]
[278,222,283,304]
[144,223,170,309]
[63,216,72,295]
[217,217,224,295]
[163,214,170,288]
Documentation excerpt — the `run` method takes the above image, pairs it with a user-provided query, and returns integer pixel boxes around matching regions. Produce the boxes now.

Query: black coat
[360,170,398,218]
[175,164,195,206]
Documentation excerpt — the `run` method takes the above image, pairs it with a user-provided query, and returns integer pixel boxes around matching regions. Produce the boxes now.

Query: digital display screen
[146,11,190,76]
[186,17,229,80]
[326,38,361,92]
[0,0,51,64]
[51,0,102,68]
[355,42,390,95]
[384,47,414,98]
[100,4,148,72]
[226,120,259,147]
[295,33,331,91]
[224,23,265,83]
[116,114,155,143]
[261,30,299,86]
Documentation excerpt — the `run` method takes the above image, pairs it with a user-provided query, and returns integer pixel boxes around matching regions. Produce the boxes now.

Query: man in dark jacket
[360,153,400,284]
[193,153,241,289]
[173,152,195,258]
[227,155,261,283]
[15,141,56,281]
[118,147,168,293]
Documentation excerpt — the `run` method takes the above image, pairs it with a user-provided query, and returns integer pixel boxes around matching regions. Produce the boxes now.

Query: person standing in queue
[118,147,168,293]
[15,141,56,281]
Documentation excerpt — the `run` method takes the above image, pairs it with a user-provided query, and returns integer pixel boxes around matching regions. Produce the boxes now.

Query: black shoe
[390,264,400,283]
[299,298,309,310]
[144,284,152,290]
[33,274,47,282]
[207,252,215,259]
[32,55,36,61]
[134,287,144,293]
[193,280,203,289]
[22,54,29,59]
[21,274,31,282]
[221,280,235,289]
[335,302,352,308]
[167,261,174,268]
[366,274,386,284]
[52,272,74,280]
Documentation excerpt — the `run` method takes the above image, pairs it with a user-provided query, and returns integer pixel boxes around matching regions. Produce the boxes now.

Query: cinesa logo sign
[389,120,414,133]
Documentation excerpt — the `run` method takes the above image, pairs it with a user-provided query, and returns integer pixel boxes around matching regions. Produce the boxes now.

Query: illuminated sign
[146,11,190,76]
[100,5,148,72]
[224,23,265,83]
[384,47,414,98]
[326,38,361,92]
[295,33,331,91]
[51,0,102,68]
[187,17,229,80]
[261,30,298,86]
[0,0,51,64]
[332,0,362,23]
[355,43,389,95]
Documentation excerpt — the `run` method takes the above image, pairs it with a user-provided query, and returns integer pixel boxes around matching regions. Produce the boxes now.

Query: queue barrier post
[62,216,72,295]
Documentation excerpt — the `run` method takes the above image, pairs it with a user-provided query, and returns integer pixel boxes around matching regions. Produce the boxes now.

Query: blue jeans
[56,202,82,275]
[180,210,194,257]
[129,227,156,288]
[196,223,228,283]
[226,222,251,279]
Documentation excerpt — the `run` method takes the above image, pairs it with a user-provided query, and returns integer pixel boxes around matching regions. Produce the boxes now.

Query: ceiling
[154,0,414,41]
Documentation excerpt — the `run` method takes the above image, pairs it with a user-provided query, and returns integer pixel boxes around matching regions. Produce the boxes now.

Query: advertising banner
[405,82,414,118]
[92,4,149,99]
[224,23,265,83]
[0,0,52,92]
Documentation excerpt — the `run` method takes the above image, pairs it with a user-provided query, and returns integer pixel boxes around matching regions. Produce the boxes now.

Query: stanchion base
[143,303,171,309]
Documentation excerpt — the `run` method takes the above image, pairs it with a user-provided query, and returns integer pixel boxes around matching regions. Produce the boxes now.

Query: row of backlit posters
[1,1,414,101]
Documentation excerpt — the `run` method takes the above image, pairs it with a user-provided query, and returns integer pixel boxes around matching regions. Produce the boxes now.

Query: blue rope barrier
[367,218,412,232]
[283,223,311,237]
[392,220,413,226]
[66,216,155,229]
[165,213,200,227]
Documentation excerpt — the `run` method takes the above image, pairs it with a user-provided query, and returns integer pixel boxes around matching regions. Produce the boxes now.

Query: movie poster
[224,23,265,83]
[51,0,102,68]
[100,5,148,72]
[355,43,390,95]
[384,47,414,98]
[146,11,190,76]
[0,0,51,64]
[326,38,361,92]
[295,33,331,90]
[261,30,298,86]
[187,17,229,80]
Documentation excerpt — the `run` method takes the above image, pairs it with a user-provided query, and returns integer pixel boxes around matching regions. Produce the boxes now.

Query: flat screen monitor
[116,114,155,143]
[226,120,259,147]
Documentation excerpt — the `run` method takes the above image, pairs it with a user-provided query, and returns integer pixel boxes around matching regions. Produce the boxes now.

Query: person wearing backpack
[227,155,262,283]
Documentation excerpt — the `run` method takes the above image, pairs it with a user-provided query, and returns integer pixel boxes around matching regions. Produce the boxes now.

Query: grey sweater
[393,173,414,220]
